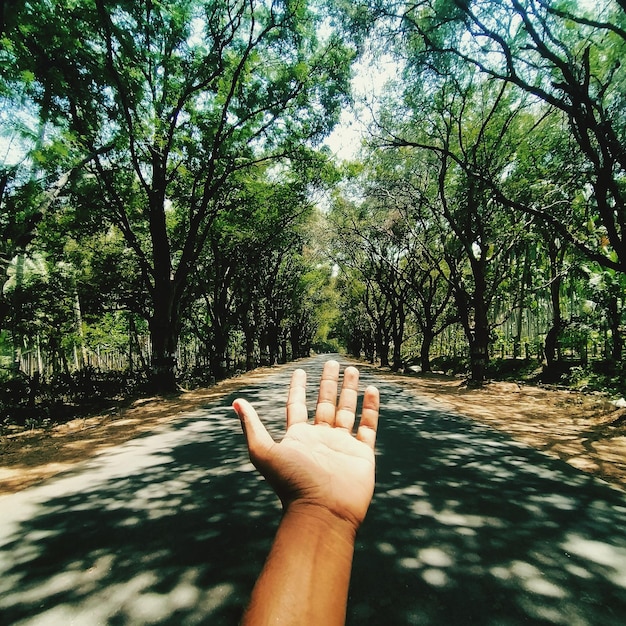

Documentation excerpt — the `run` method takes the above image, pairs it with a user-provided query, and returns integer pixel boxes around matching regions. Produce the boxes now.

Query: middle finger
[314,360,340,426]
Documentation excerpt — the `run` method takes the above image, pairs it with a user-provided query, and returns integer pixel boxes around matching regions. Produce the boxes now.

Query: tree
[398,0,626,274]
[371,64,535,382]
[10,0,356,390]
[333,271,375,360]
[330,192,408,369]
[178,163,317,377]
[358,149,459,372]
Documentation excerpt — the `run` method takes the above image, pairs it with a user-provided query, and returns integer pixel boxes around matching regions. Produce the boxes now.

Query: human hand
[233,360,380,531]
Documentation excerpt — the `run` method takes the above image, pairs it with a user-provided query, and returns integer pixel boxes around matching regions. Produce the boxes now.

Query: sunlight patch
[387,484,427,498]
[529,493,578,511]
[515,597,577,626]
[564,563,593,579]
[505,560,568,598]
[418,547,453,568]
[421,568,449,587]
[435,509,505,528]
[561,534,626,588]
[490,565,512,581]
[523,577,567,598]
[196,582,237,615]
[409,499,505,529]
[376,542,396,555]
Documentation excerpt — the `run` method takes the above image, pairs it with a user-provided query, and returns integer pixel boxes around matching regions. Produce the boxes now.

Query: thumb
[232,398,275,461]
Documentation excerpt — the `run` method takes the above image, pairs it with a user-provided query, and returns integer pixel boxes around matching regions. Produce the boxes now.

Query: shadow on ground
[1,356,626,625]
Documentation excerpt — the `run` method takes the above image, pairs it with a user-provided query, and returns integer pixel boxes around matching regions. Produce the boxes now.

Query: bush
[534,359,626,396]
[0,367,147,429]
[429,355,467,375]
[0,374,30,407]
[485,358,540,380]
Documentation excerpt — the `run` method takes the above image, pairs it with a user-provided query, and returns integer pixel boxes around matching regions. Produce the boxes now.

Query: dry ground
[372,367,626,492]
[1,360,625,496]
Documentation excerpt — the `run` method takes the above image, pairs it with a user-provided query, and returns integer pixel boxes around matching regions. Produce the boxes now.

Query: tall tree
[198,168,313,377]
[11,0,356,390]
[343,151,458,371]
[397,0,626,274]
[374,68,535,382]
[330,194,409,369]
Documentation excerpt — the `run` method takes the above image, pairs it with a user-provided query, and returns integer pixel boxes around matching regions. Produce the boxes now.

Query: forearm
[241,505,357,626]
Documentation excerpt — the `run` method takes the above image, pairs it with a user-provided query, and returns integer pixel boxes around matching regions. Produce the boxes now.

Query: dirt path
[1,359,625,496]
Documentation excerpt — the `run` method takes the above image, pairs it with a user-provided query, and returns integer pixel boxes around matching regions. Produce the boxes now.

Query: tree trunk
[347,332,361,358]
[361,329,373,363]
[290,325,300,360]
[268,322,279,365]
[376,328,390,368]
[147,151,180,392]
[607,294,622,362]
[544,241,564,367]
[73,288,87,368]
[391,342,401,371]
[149,312,178,392]
[469,327,489,385]
[244,318,256,371]
[420,329,434,373]
[468,264,489,385]
[391,307,405,372]
[149,276,179,392]
[544,324,560,367]
[514,249,531,358]
[11,253,25,373]
[210,322,229,380]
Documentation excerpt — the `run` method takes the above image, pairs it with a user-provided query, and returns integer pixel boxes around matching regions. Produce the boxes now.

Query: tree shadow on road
[1,362,626,625]
[0,373,293,626]
[352,377,626,626]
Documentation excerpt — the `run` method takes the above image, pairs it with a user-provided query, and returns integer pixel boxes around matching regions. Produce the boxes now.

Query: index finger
[356,385,380,449]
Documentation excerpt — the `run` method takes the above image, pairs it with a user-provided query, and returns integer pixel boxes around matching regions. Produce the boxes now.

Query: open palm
[233,361,380,530]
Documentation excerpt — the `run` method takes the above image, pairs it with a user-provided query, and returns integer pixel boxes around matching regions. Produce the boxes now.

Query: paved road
[1,354,626,625]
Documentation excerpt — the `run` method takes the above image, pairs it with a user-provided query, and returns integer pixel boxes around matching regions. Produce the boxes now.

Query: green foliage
[561,362,626,397]
[2,0,626,409]
[429,354,467,375]
[0,367,147,428]
[485,358,540,381]
[0,0,360,390]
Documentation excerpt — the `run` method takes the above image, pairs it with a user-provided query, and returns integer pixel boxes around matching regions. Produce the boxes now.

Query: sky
[323,51,399,162]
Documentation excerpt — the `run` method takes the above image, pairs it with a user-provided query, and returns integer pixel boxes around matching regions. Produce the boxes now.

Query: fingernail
[232,401,243,419]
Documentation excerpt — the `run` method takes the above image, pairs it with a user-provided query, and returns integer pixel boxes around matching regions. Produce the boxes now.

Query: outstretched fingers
[356,385,380,450]
[235,362,379,461]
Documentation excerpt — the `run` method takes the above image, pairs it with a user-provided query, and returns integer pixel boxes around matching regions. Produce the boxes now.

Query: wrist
[282,502,359,544]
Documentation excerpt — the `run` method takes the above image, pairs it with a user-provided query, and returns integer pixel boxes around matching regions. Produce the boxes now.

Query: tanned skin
[233,360,380,626]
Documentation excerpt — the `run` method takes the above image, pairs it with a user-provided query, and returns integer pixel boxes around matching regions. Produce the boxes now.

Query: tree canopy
[1,0,626,413]
[2,0,356,391]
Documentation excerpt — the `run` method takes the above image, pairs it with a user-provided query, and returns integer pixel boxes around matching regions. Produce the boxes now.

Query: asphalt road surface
[1,354,626,625]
